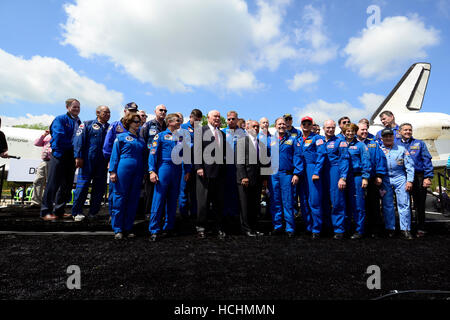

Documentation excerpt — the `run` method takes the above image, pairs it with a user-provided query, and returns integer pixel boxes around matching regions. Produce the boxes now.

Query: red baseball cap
[301,116,313,123]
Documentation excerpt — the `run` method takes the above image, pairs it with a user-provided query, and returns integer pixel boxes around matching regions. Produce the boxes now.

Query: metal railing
[436,168,448,214]
[0,164,5,204]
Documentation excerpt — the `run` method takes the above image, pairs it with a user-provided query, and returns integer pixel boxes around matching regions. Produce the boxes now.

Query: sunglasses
[159,109,167,113]
[302,121,312,125]
[227,118,236,121]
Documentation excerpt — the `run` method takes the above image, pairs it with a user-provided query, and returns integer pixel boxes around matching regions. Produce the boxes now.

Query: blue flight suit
[103,120,128,160]
[148,129,191,235]
[287,127,301,138]
[398,138,433,179]
[398,137,432,231]
[367,132,376,140]
[222,127,246,218]
[345,139,371,235]
[336,132,345,140]
[102,119,129,216]
[298,133,326,234]
[362,138,387,178]
[361,138,387,234]
[380,143,415,231]
[72,119,109,217]
[268,133,304,233]
[109,132,145,234]
[287,127,301,210]
[322,136,350,234]
[41,113,81,217]
[178,122,197,218]
[141,119,168,217]
[375,125,401,143]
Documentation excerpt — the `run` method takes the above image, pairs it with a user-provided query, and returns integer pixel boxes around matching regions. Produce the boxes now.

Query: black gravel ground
[1,211,449,302]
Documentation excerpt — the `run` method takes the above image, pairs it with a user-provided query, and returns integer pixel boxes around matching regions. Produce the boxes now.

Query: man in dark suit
[194,110,227,239]
[236,120,266,237]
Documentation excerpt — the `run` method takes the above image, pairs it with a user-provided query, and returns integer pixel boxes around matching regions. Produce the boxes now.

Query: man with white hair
[259,117,271,138]
[194,110,227,239]
[140,104,168,220]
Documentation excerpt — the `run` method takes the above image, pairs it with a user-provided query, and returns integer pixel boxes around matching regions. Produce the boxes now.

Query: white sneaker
[73,214,85,222]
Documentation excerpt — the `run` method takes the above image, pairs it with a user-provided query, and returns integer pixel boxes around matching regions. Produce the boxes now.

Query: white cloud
[0,48,124,109]
[287,71,319,91]
[226,70,263,91]
[294,5,338,64]
[294,93,384,126]
[61,0,304,93]
[1,114,55,127]
[343,15,440,80]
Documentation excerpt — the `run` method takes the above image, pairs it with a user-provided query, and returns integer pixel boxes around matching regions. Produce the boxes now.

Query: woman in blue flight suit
[109,113,146,239]
[342,123,371,239]
[148,113,191,241]
[268,117,304,237]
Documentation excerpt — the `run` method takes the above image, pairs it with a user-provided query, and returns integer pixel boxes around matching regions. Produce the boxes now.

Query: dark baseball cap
[381,128,394,136]
[124,102,138,111]
[283,113,293,120]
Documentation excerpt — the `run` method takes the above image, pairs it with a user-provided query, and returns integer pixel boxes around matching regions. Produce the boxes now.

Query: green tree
[13,123,49,130]
[201,115,226,128]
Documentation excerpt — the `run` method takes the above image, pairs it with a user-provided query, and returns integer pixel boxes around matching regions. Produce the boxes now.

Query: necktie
[214,128,219,147]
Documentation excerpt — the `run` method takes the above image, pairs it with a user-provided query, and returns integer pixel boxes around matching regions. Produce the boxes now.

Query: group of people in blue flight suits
[39,99,435,241]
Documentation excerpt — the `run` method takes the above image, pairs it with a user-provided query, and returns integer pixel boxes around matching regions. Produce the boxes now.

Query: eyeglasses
[141,115,147,118]
[159,109,167,113]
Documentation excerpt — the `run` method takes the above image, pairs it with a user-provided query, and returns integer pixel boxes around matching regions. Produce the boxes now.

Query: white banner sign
[7,159,43,182]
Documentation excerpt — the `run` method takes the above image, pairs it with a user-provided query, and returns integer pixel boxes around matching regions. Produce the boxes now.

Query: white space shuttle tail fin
[370,62,431,124]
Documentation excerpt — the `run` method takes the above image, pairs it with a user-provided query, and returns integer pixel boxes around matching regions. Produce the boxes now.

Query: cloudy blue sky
[0,0,449,127]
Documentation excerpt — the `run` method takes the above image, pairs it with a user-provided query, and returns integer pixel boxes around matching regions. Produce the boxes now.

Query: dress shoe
[350,232,363,240]
[286,232,295,238]
[150,234,158,242]
[126,232,136,238]
[311,233,320,240]
[56,213,72,219]
[416,230,426,238]
[197,231,206,239]
[218,230,226,239]
[333,233,344,240]
[41,214,57,221]
[245,231,257,237]
[114,232,123,240]
[401,230,413,240]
